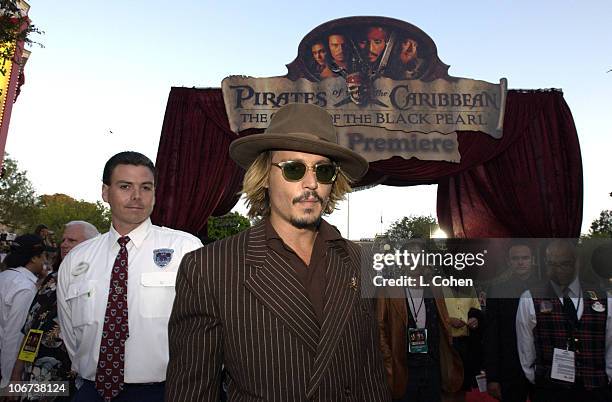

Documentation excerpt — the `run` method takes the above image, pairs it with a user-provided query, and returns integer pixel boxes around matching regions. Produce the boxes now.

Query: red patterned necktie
[95,236,130,401]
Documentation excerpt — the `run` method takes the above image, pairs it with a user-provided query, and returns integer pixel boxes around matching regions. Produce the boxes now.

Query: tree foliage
[0,155,39,230]
[1,155,110,235]
[386,215,437,242]
[34,194,111,238]
[208,212,250,242]
[588,209,612,238]
[0,0,44,76]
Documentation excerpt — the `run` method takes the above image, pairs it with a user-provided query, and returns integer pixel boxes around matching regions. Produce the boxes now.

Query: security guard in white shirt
[57,151,202,402]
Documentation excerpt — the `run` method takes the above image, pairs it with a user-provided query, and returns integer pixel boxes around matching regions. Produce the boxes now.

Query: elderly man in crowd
[59,221,100,260]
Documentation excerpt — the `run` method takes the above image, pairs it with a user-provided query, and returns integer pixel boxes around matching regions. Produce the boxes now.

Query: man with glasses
[516,240,612,402]
[166,103,391,402]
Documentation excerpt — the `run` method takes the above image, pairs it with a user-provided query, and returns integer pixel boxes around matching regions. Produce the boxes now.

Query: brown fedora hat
[229,103,369,180]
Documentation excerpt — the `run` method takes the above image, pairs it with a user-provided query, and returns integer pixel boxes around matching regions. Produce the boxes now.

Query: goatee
[290,216,322,230]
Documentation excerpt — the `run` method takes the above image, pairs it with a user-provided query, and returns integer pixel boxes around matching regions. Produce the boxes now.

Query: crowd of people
[0,103,610,402]
[0,221,100,401]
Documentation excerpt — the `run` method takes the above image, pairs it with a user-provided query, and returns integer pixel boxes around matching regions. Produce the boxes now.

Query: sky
[5,0,612,239]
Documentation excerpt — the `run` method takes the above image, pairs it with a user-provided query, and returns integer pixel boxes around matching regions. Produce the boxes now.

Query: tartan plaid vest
[531,282,608,390]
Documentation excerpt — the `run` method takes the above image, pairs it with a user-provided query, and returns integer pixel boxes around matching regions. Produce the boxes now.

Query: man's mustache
[292,191,324,204]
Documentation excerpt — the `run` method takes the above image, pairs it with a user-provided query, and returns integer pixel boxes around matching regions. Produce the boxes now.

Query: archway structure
[151,18,582,239]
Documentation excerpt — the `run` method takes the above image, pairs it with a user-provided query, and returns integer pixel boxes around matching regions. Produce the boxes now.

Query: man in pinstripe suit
[166,103,392,402]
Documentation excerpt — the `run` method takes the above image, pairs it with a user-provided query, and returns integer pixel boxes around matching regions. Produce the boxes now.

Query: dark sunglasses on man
[272,160,339,184]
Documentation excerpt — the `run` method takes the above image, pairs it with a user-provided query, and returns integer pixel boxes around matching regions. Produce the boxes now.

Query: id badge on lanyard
[408,328,428,353]
[550,347,575,383]
[18,329,44,362]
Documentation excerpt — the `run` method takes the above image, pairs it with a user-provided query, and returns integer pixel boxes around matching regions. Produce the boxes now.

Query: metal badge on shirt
[592,301,605,312]
[153,248,174,268]
[585,290,605,312]
[408,328,428,353]
[72,262,90,276]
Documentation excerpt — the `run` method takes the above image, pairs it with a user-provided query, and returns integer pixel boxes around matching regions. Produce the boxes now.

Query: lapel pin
[592,301,605,312]
[539,300,553,313]
[349,277,358,291]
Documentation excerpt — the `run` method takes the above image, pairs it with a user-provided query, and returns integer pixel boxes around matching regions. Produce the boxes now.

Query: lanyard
[563,287,581,350]
[406,289,425,327]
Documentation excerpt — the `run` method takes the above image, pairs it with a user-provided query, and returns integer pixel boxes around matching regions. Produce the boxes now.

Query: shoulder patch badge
[153,248,174,268]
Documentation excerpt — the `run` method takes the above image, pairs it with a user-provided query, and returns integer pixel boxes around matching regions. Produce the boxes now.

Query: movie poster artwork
[292,17,446,94]
[222,17,508,163]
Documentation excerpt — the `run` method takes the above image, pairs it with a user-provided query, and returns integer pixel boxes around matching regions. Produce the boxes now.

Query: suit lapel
[306,242,358,398]
[383,285,408,326]
[391,297,408,327]
[243,222,319,353]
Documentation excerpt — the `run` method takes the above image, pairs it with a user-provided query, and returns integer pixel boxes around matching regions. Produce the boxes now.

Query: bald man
[516,240,612,402]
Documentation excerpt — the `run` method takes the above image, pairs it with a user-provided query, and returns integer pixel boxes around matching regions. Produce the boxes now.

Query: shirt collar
[14,266,38,284]
[109,218,152,249]
[550,275,580,298]
[264,217,343,243]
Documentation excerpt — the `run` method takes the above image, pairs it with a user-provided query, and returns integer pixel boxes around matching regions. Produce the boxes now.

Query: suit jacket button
[344,387,351,396]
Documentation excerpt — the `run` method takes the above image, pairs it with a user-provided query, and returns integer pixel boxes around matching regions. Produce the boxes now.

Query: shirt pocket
[65,280,97,327]
[139,272,177,318]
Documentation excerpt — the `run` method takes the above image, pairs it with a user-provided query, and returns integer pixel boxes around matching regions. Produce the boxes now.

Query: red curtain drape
[436,90,582,237]
[357,91,554,187]
[151,88,244,237]
[153,88,581,239]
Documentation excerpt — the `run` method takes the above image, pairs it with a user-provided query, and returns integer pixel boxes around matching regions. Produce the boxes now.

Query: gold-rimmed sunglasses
[271,160,339,184]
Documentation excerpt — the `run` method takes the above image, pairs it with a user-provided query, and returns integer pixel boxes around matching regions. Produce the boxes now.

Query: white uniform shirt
[0,267,37,387]
[516,276,612,383]
[57,219,202,383]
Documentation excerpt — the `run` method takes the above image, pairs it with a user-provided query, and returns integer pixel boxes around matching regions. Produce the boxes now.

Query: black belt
[83,380,164,387]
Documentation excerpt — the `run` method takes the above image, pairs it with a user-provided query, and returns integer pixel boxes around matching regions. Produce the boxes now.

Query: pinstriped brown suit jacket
[165,220,391,402]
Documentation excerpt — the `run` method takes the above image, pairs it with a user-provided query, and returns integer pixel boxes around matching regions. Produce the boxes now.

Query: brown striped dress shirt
[165,219,391,402]
[265,218,342,326]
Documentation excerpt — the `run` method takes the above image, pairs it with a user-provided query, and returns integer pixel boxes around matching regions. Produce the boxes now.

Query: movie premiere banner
[221,17,508,164]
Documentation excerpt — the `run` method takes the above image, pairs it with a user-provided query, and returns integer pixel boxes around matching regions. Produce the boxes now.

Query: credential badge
[72,262,90,276]
[153,248,174,268]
